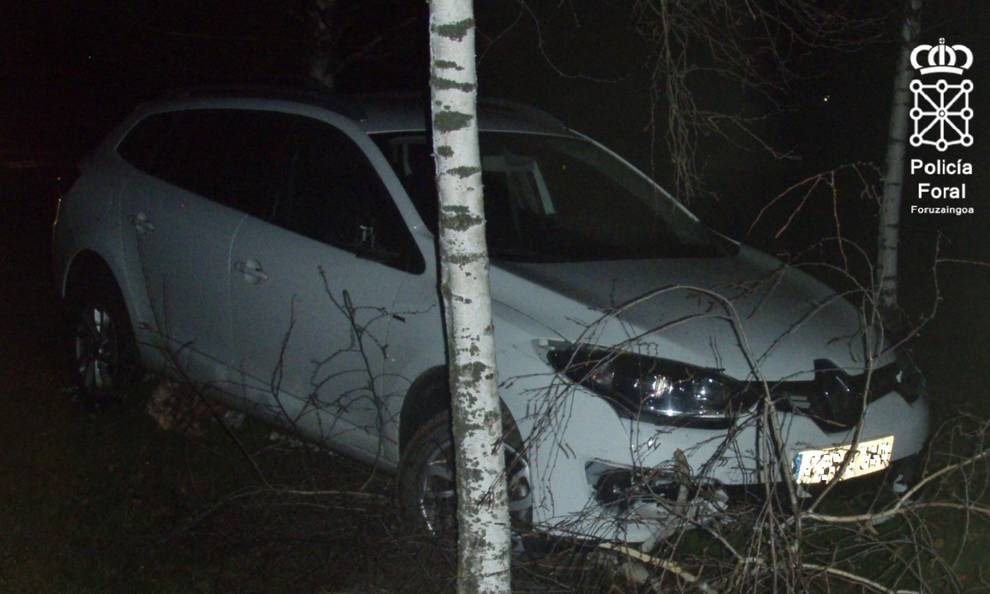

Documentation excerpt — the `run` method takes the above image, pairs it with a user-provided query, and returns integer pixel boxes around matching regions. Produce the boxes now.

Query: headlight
[547,344,751,427]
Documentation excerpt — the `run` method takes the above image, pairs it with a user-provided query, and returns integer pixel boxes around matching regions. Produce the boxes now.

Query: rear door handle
[132,212,155,234]
[233,259,269,284]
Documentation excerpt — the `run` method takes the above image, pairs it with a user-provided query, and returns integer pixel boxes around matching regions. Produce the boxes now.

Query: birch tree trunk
[877,0,921,328]
[428,1,512,592]
[304,0,337,88]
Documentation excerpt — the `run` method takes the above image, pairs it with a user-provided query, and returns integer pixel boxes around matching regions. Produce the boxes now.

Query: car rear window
[117,113,174,173]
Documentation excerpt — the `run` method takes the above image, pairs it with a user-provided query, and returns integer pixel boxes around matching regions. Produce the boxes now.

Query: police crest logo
[909,38,974,152]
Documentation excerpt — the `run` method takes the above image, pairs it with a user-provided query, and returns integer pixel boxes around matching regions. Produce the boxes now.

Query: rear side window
[152,110,295,219]
[117,113,174,173]
[120,109,295,219]
[118,107,423,273]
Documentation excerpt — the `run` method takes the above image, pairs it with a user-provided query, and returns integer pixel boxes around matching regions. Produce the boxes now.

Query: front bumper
[519,384,930,543]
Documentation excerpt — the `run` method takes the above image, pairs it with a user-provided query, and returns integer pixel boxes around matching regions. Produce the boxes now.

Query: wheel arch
[398,364,522,456]
[398,366,450,456]
[63,250,122,304]
[64,248,144,405]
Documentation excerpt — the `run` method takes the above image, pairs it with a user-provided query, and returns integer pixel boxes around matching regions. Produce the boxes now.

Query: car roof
[152,85,570,135]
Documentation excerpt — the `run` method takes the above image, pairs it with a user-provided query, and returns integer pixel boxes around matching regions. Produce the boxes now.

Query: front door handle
[233,259,269,284]
[132,212,155,234]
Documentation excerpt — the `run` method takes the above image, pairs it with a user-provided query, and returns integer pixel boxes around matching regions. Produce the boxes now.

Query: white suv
[52,86,929,544]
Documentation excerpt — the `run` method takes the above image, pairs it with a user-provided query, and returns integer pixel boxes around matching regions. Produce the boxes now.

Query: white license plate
[793,436,894,485]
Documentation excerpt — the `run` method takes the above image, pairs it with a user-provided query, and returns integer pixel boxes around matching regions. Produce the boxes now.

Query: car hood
[490,245,885,381]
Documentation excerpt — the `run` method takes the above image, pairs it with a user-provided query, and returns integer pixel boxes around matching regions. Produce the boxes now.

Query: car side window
[118,113,175,172]
[272,118,425,274]
[146,109,295,220]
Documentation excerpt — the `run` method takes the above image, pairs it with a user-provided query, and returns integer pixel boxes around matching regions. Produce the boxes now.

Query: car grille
[757,361,901,433]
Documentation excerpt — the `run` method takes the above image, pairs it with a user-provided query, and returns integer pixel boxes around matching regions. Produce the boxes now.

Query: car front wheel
[399,410,534,552]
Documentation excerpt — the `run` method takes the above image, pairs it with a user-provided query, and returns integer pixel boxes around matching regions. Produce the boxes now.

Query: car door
[228,113,425,459]
[117,109,292,385]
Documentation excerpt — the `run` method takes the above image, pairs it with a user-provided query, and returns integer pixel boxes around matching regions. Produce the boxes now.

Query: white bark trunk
[305,0,336,89]
[308,51,335,89]
[428,2,512,593]
[877,0,921,323]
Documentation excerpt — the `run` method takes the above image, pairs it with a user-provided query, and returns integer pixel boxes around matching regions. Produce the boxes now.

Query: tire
[70,280,140,409]
[398,409,534,553]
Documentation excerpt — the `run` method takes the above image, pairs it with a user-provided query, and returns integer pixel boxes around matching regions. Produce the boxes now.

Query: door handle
[233,259,269,284]
[132,212,155,234]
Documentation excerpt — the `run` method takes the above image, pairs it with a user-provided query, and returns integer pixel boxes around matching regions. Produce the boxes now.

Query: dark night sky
[2,0,988,261]
[3,2,982,159]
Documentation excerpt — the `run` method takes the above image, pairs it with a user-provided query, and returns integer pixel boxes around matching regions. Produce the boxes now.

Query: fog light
[592,468,680,510]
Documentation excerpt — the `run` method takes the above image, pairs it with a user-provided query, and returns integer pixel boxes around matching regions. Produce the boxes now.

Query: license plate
[793,436,894,485]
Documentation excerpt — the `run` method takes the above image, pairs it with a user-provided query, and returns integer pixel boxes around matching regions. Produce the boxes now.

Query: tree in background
[298,0,337,88]
[633,0,886,205]
[293,0,418,90]
[877,0,923,330]
[635,0,927,329]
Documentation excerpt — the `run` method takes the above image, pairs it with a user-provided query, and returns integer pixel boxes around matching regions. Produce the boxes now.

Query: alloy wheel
[417,438,533,545]
[74,305,120,396]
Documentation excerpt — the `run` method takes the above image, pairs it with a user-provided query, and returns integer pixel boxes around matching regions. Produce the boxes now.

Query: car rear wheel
[71,284,139,409]
[399,410,534,553]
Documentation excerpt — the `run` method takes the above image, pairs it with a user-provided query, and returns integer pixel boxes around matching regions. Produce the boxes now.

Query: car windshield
[372,131,731,262]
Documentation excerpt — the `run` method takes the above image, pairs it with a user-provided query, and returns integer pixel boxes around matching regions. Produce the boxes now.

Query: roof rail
[157,85,565,131]
[160,83,367,121]
[355,92,566,131]
[478,98,567,131]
